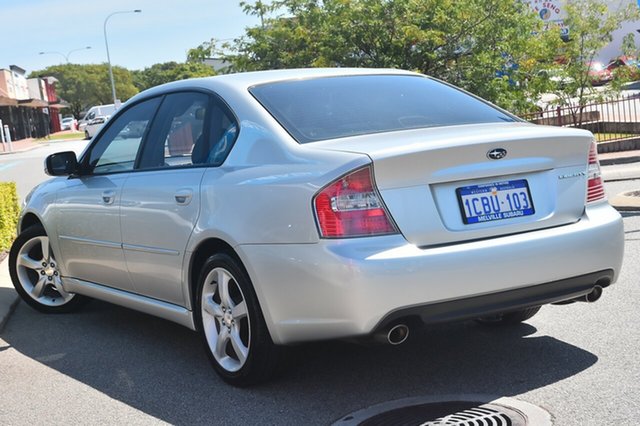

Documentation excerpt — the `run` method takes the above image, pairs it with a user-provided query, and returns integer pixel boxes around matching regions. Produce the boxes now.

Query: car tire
[9,224,88,314]
[195,253,286,386]
[84,130,90,139]
[476,306,541,325]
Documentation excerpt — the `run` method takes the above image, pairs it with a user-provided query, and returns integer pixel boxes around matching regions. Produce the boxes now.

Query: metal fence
[522,93,640,143]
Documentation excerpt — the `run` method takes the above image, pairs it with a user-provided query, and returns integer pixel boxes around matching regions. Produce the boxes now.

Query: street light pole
[66,46,92,62]
[39,46,91,63]
[104,9,141,107]
[38,51,66,63]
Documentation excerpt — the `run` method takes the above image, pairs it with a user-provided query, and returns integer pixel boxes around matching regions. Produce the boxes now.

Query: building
[203,57,232,73]
[601,14,640,63]
[0,65,64,141]
[525,0,640,63]
[0,65,29,101]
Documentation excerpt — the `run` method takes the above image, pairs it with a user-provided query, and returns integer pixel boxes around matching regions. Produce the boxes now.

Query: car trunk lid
[309,122,595,246]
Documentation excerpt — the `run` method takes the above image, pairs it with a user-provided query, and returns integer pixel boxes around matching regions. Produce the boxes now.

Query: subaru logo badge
[487,148,507,160]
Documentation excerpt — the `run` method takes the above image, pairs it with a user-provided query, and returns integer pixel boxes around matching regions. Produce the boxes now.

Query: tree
[132,62,216,91]
[30,64,138,118]
[213,0,561,114]
[187,39,217,63]
[621,33,637,58]
[548,0,640,124]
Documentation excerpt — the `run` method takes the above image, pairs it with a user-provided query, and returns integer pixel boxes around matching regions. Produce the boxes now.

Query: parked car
[606,55,640,81]
[83,115,110,139]
[538,68,575,90]
[60,116,76,131]
[10,69,624,386]
[588,61,614,86]
[78,104,117,131]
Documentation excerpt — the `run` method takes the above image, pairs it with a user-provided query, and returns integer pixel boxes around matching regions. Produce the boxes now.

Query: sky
[0,0,261,74]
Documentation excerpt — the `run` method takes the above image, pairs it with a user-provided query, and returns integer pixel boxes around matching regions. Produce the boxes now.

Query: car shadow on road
[1,299,597,425]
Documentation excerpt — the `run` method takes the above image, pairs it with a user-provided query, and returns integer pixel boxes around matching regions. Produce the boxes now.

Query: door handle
[174,189,193,205]
[102,190,115,205]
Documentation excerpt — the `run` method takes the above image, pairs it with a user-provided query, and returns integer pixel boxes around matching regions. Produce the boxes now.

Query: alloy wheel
[201,267,251,373]
[15,235,73,307]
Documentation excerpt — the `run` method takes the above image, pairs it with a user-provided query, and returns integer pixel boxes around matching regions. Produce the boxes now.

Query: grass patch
[594,133,637,142]
[36,131,84,142]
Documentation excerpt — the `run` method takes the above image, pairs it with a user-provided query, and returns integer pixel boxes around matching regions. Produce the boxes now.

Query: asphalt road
[0,145,639,425]
[0,139,89,204]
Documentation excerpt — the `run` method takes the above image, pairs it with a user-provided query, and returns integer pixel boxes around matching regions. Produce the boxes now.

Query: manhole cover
[334,395,551,426]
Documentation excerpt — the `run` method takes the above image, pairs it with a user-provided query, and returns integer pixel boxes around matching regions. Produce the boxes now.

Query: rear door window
[137,92,238,169]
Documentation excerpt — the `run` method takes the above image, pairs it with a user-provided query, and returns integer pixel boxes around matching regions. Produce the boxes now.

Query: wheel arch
[20,212,43,233]
[188,237,243,309]
[186,237,280,342]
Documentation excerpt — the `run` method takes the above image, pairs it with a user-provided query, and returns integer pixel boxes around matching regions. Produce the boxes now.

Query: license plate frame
[456,179,535,225]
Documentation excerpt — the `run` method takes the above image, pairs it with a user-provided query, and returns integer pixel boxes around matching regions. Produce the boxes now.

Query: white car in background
[78,104,117,132]
[83,115,110,139]
[60,117,76,131]
[10,69,624,386]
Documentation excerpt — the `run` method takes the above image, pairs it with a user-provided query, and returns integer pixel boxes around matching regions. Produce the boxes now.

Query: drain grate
[334,396,551,426]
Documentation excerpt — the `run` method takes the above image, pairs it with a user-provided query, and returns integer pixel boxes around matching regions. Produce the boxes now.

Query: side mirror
[45,151,78,176]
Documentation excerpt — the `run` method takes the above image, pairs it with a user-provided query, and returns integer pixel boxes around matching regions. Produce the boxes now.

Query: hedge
[0,182,19,252]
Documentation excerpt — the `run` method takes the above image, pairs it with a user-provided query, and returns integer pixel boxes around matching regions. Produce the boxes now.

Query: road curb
[0,255,19,333]
[0,145,41,156]
[612,205,640,212]
[610,191,640,212]
[0,137,84,156]
[600,156,640,166]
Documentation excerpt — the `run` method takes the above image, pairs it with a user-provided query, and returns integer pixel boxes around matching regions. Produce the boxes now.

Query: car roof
[129,68,421,102]
[201,67,419,87]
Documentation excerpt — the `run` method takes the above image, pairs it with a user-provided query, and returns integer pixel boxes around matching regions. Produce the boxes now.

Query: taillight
[587,142,605,203]
[313,165,398,238]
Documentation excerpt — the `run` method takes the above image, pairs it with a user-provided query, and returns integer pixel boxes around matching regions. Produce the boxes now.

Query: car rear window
[250,75,517,144]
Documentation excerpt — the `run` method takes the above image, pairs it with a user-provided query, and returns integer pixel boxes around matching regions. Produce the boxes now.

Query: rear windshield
[250,75,516,144]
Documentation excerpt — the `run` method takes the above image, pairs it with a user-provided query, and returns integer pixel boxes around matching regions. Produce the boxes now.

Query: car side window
[137,92,238,169]
[85,97,161,175]
[199,103,237,166]
[138,92,209,169]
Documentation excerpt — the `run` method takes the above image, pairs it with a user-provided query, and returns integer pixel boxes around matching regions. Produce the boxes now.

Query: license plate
[456,179,535,224]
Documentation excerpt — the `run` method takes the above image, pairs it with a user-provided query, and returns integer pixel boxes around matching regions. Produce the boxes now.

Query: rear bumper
[239,203,624,344]
[373,269,613,332]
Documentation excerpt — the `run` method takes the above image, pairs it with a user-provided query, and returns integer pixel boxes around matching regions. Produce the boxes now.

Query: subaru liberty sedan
[10,69,624,385]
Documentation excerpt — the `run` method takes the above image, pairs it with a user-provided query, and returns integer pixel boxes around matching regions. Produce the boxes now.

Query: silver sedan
[9,68,624,386]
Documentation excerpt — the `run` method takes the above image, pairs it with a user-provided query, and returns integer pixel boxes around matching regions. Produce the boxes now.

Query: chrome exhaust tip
[584,285,603,303]
[387,324,409,345]
[555,285,605,305]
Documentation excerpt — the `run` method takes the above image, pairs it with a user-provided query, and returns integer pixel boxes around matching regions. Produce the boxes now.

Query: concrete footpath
[0,132,84,156]
[0,255,19,332]
[0,139,41,155]
[600,150,640,210]
[1,143,640,332]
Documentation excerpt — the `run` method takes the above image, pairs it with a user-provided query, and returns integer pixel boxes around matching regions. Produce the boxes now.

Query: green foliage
[132,62,216,91]
[548,0,640,123]
[621,33,637,58]
[221,0,562,114]
[0,182,19,252]
[30,64,139,118]
[187,39,217,63]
